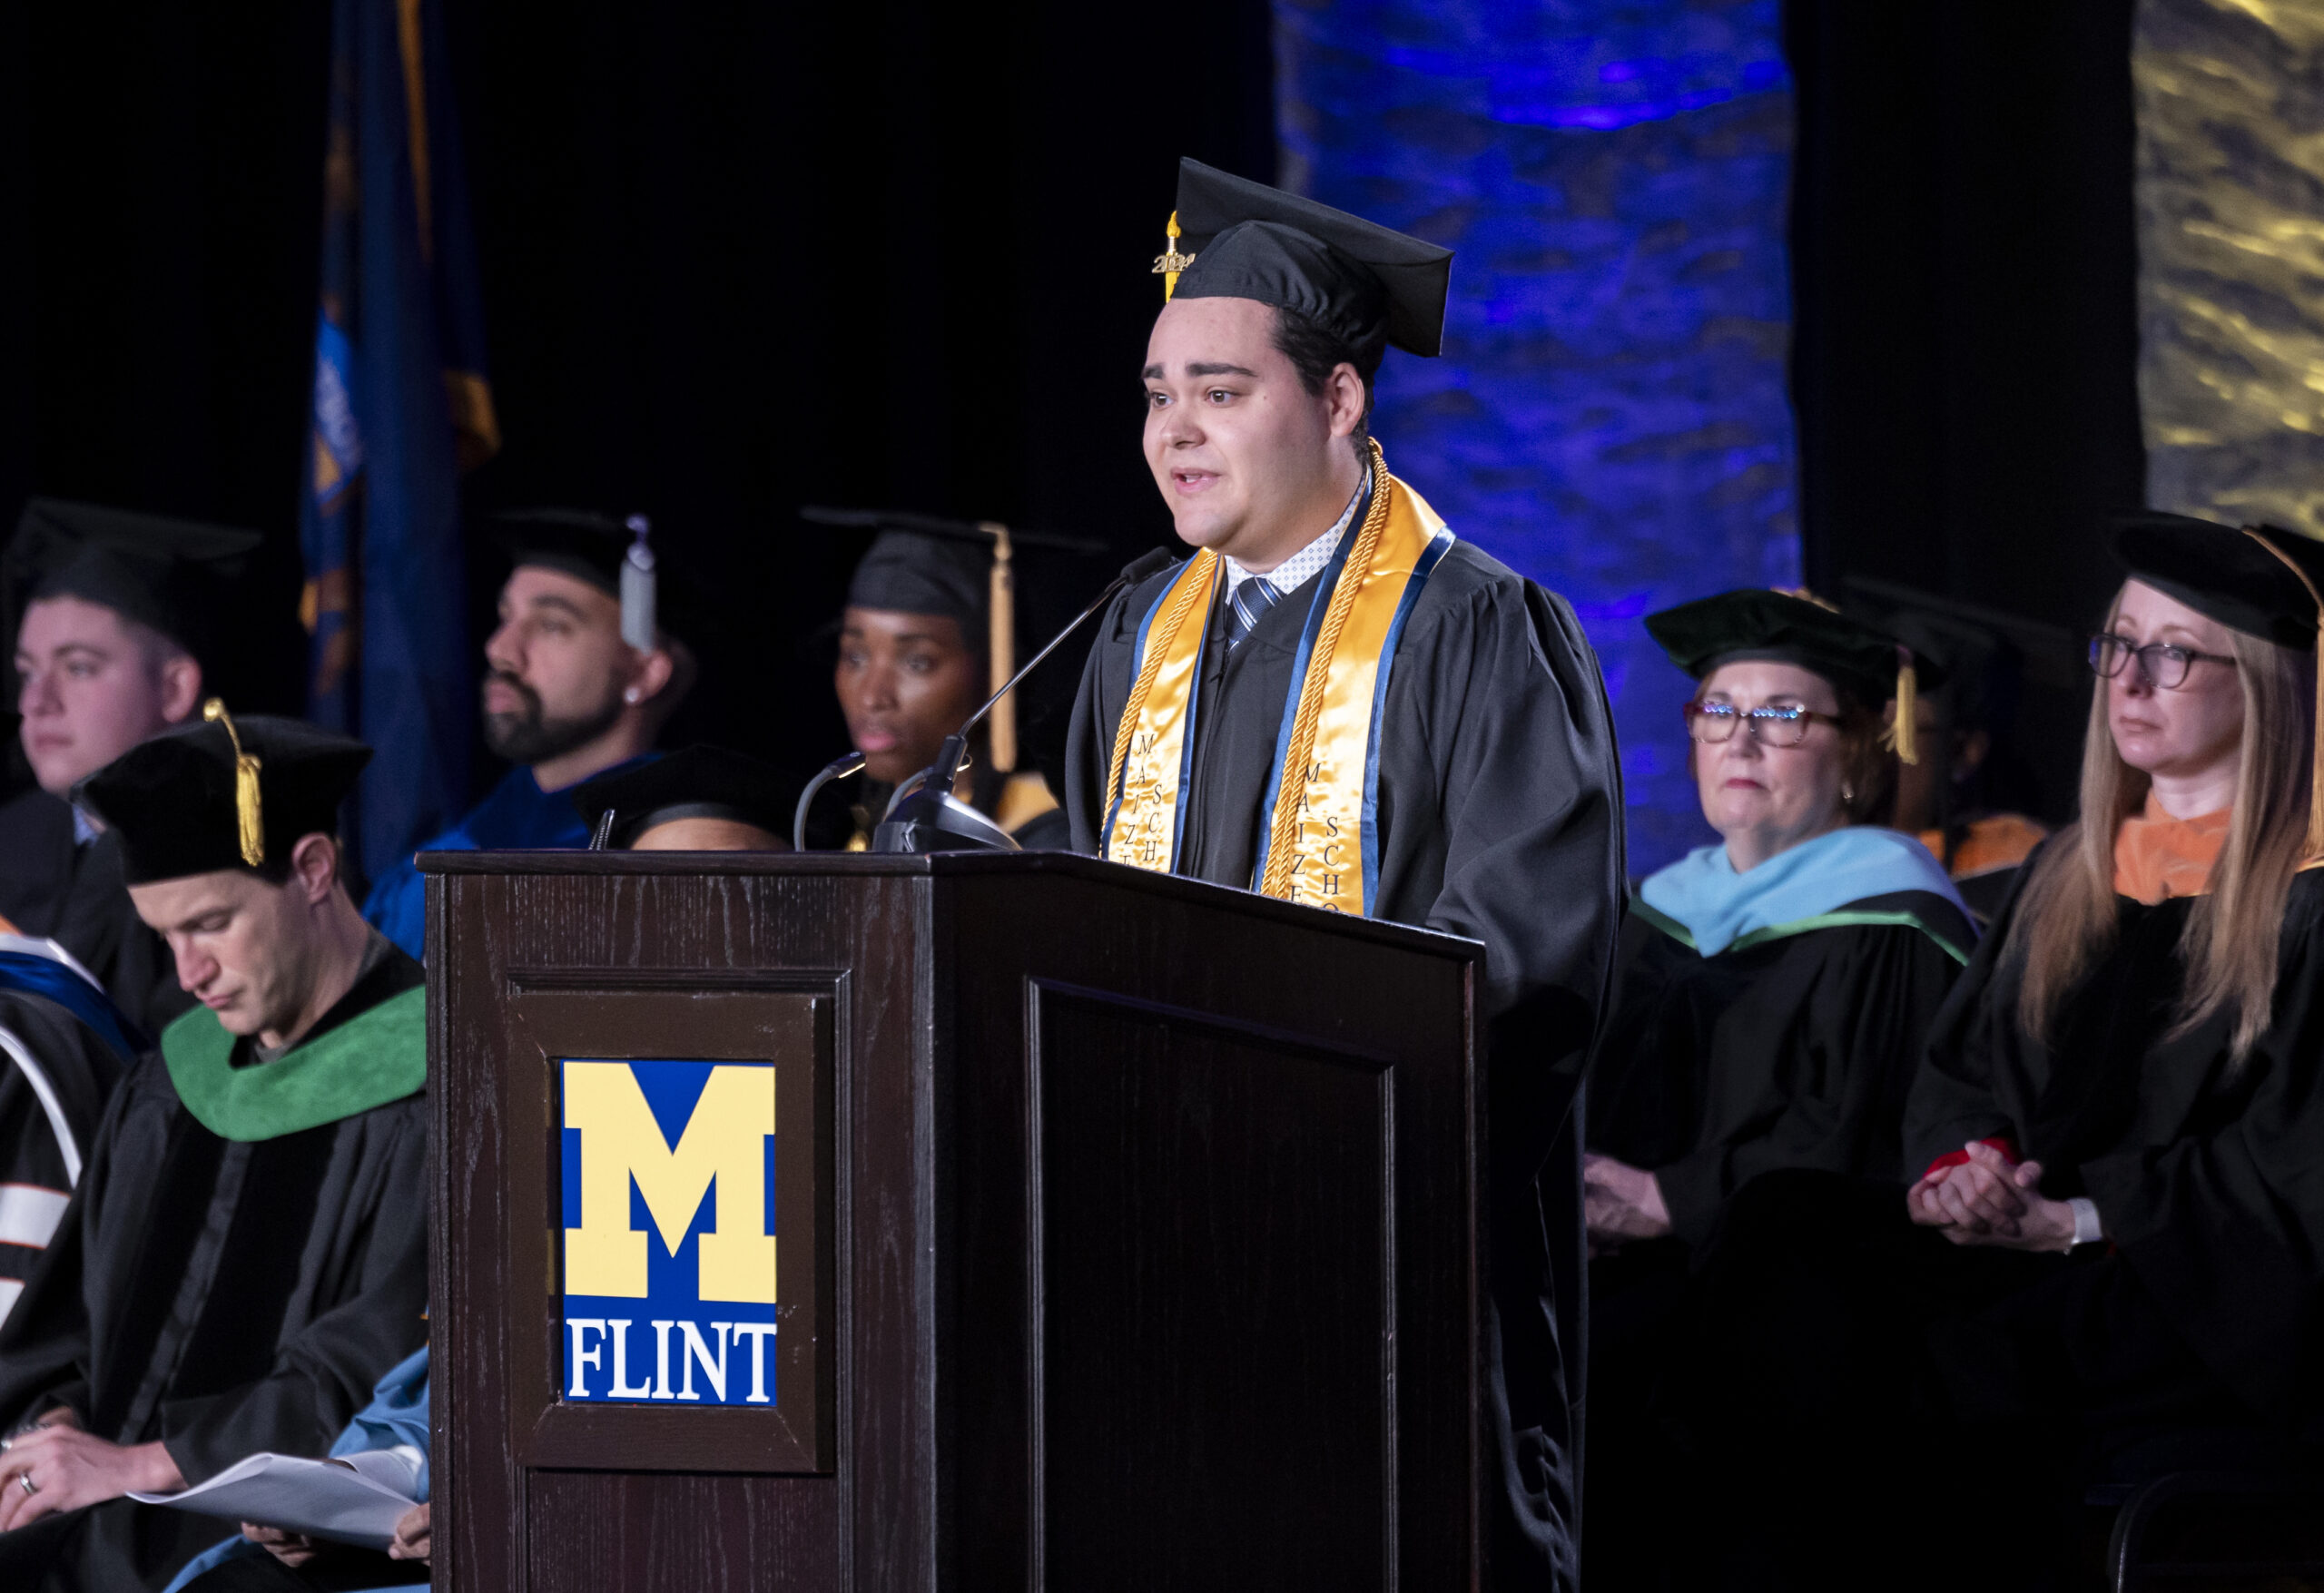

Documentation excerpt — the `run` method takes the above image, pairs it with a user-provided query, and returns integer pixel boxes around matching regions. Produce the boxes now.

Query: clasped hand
[1582,1153,1672,1249]
[1905,1140,2078,1253]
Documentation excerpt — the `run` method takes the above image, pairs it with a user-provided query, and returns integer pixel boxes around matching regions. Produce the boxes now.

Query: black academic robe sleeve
[1649,919,1966,1244]
[1900,863,2044,1171]
[156,1094,429,1480]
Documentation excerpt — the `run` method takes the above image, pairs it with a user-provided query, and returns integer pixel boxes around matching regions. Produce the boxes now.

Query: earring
[624,687,642,705]
[1841,782,1855,804]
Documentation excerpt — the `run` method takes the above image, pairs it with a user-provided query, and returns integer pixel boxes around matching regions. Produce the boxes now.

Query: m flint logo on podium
[559,1058,779,1408]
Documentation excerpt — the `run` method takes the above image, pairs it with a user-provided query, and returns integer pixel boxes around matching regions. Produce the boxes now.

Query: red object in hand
[1921,1136,2019,1182]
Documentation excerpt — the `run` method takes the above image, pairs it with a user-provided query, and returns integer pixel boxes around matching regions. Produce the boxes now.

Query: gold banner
[2134,0,2324,536]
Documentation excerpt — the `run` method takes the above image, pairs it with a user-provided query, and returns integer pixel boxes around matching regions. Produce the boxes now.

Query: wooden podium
[423,850,1482,1592]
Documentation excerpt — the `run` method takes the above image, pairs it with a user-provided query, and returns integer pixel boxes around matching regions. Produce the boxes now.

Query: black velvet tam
[1645,588,1942,706]
[2112,512,2324,650]
[74,713,371,885]
[1169,158,1452,362]
[4,497,261,663]
[569,743,795,849]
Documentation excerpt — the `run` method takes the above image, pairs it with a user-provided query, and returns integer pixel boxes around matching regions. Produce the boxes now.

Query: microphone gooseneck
[793,750,868,852]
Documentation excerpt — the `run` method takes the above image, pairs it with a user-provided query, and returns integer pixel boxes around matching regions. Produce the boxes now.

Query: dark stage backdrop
[1789,0,2149,821]
[4,1,2142,841]
[0,0,1273,816]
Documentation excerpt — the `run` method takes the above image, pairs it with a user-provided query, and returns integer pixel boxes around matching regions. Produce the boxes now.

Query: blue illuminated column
[1276,0,1800,874]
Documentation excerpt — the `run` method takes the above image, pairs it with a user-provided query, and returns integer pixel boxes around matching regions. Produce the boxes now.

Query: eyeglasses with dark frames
[2087,633,2238,691]
[1681,700,1834,748]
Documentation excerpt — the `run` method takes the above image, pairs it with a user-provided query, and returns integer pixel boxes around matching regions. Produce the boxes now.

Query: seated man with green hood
[0,703,428,1593]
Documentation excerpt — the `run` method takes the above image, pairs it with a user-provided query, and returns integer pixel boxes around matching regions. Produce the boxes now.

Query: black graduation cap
[2112,510,2324,858]
[1158,158,1454,363]
[2111,512,2324,650]
[806,506,1106,775]
[3,498,261,664]
[492,508,675,648]
[1646,588,1943,763]
[848,531,988,634]
[74,702,372,885]
[568,743,794,850]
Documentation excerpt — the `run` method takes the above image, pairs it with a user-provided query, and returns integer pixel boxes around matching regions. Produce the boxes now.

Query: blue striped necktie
[1224,575,1281,651]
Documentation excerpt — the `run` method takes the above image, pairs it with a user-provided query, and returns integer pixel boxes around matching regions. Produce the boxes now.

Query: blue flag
[300,0,498,887]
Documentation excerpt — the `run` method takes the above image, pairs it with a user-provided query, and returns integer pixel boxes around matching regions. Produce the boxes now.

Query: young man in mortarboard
[0,707,428,1593]
[0,500,261,1033]
[363,509,695,959]
[1064,160,1626,1589]
[828,529,1069,850]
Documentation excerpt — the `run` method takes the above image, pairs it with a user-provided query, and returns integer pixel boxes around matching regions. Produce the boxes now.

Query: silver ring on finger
[16,1471,34,1496]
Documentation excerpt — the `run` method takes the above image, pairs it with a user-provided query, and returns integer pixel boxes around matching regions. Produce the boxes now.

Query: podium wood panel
[425,851,1480,1592]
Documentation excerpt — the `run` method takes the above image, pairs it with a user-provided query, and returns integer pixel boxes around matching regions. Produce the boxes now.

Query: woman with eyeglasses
[1664,516,2324,1589]
[1581,588,1974,1589]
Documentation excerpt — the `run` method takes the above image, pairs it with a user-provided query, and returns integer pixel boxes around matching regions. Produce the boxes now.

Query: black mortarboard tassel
[570,744,794,850]
[3,498,261,665]
[1162,158,1453,364]
[2112,511,2324,855]
[74,710,372,885]
[1646,588,1944,764]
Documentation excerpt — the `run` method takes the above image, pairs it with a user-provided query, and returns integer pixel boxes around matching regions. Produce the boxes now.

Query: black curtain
[1787,0,2148,820]
[3,0,1274,795]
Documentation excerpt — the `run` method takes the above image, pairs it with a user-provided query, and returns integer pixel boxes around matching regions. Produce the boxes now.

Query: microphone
[872,546,1176,855]
[792,750,869,853]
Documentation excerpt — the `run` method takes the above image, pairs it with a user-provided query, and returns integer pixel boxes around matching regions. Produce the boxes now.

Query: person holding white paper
[159,1348,429,1592]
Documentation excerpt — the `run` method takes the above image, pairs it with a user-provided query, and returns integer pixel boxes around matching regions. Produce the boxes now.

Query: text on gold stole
[1121,730,1173,867]
[1288,758,1350,908]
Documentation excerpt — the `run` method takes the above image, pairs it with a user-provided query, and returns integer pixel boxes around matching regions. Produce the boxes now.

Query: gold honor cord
[1258,442,1395,905]
[202,699,266,867]
[2240,528,2324,860]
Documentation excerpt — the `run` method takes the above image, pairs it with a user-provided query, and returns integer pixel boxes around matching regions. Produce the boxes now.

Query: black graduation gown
[1581,890,1971,1590]
[0,977,136,1322]
[1658,859,2324,1590]
[1590,890,1974,1246]
[1066,537,1627,1589]
[0,950,431,1592]
[1905,862,2324,1431]
[0,789,193,1037]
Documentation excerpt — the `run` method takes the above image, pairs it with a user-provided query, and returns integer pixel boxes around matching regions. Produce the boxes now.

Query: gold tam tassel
[1152,211,1196,300]
[202,699,265,866]
[985,522,1017,774]
[2242,528,2324,859]
[1891,649,1919,766]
